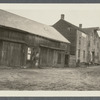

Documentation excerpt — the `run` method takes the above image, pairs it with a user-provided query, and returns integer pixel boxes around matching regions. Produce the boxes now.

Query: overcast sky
[0,4,100,35]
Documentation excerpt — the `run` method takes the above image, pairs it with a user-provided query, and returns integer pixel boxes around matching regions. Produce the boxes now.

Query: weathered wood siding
[0,28,25,42]
[0,27,26,67]
[39,47,65,67]
[0,27,69,68]
[26,34,68,50]
[1,42,22,67]
[26,34,69,67]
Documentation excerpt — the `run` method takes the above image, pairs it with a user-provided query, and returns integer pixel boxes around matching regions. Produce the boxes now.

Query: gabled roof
[53,19,88,34]
[0,9,70,43]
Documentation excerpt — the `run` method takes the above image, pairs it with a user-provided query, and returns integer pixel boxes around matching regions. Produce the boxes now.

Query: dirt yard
[0,66,100,90]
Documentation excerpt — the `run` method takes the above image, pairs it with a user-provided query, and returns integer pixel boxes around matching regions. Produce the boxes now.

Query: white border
[0,91,100,97]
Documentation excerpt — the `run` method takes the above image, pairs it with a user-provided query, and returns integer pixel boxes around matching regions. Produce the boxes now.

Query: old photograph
[0,4,100,91]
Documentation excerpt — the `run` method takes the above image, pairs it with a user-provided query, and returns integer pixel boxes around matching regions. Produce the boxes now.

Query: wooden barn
[0,10,70,68]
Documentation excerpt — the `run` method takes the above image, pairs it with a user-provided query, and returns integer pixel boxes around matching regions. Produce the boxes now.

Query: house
[98,34,100,64]
[53,14,88,67]
[0,10,70,68]
[83,27,100,65]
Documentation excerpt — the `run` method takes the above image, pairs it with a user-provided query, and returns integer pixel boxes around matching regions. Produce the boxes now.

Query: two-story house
[53,14,88,67]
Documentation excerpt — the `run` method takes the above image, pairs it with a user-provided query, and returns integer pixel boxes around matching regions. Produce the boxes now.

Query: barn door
[47,49,54,67]
[1,42,9,66]
[1,41,23,67]
[40,47,48,66]
[9,43,22,67]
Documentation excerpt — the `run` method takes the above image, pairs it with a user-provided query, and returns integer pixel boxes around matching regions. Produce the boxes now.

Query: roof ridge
[61,19,88,34]
[0,9,70,43]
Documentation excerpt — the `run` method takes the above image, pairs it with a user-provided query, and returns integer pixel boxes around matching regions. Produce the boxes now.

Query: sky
[0,4,100,35]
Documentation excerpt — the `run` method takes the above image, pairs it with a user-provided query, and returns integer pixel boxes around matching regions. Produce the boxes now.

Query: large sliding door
[1,41,23,67]
[47,49,54,66]
[40,47,48,66]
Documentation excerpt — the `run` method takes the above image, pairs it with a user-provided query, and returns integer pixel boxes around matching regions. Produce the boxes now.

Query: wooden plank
[40,44,66,51]
[40,47,48,66]
[1,41,24,67]
[1,42,8,65]
[47,49,54,66]
[0,37,26,44]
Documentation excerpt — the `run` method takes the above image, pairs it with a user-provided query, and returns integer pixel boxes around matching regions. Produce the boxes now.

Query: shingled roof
[0,9,70,43]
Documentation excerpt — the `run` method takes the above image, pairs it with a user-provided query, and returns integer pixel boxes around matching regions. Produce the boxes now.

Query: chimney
[61,14,64,20]
[79,24,82,28]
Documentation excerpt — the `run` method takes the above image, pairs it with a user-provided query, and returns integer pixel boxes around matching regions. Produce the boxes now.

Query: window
[67,27,71,31]
[88,40,90,47]
[57,52,61,64]
[78,49,80,58]
[79,37,81,45]
[27,47,31,60]
[83,50,85,59]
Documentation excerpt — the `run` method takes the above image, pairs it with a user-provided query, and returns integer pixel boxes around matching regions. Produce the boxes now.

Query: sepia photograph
[0,4,100,92]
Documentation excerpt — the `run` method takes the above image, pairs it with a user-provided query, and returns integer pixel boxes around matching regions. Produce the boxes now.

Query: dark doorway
[65,54,69,66]
[92,51,95,63]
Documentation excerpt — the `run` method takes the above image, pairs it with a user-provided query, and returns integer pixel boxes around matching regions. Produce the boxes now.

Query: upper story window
[79,37,81,45]
[83,50,85,59]
[67,27,71,31]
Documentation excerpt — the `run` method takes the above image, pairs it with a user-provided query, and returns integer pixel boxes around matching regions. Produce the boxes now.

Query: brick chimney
[61,14,64,20]
[79,24,82,28]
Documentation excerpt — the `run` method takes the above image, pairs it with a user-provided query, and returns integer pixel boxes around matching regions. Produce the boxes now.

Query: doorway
[92,51,95,64]
[26,47,35,68]
[65,54,69,66]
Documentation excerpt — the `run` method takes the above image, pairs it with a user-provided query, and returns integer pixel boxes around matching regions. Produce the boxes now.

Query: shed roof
[0,9,70,43]
[83,27,99,32]
[83,27,100,37]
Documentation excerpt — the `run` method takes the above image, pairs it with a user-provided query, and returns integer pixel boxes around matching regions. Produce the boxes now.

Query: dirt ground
[0,66,100,90]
